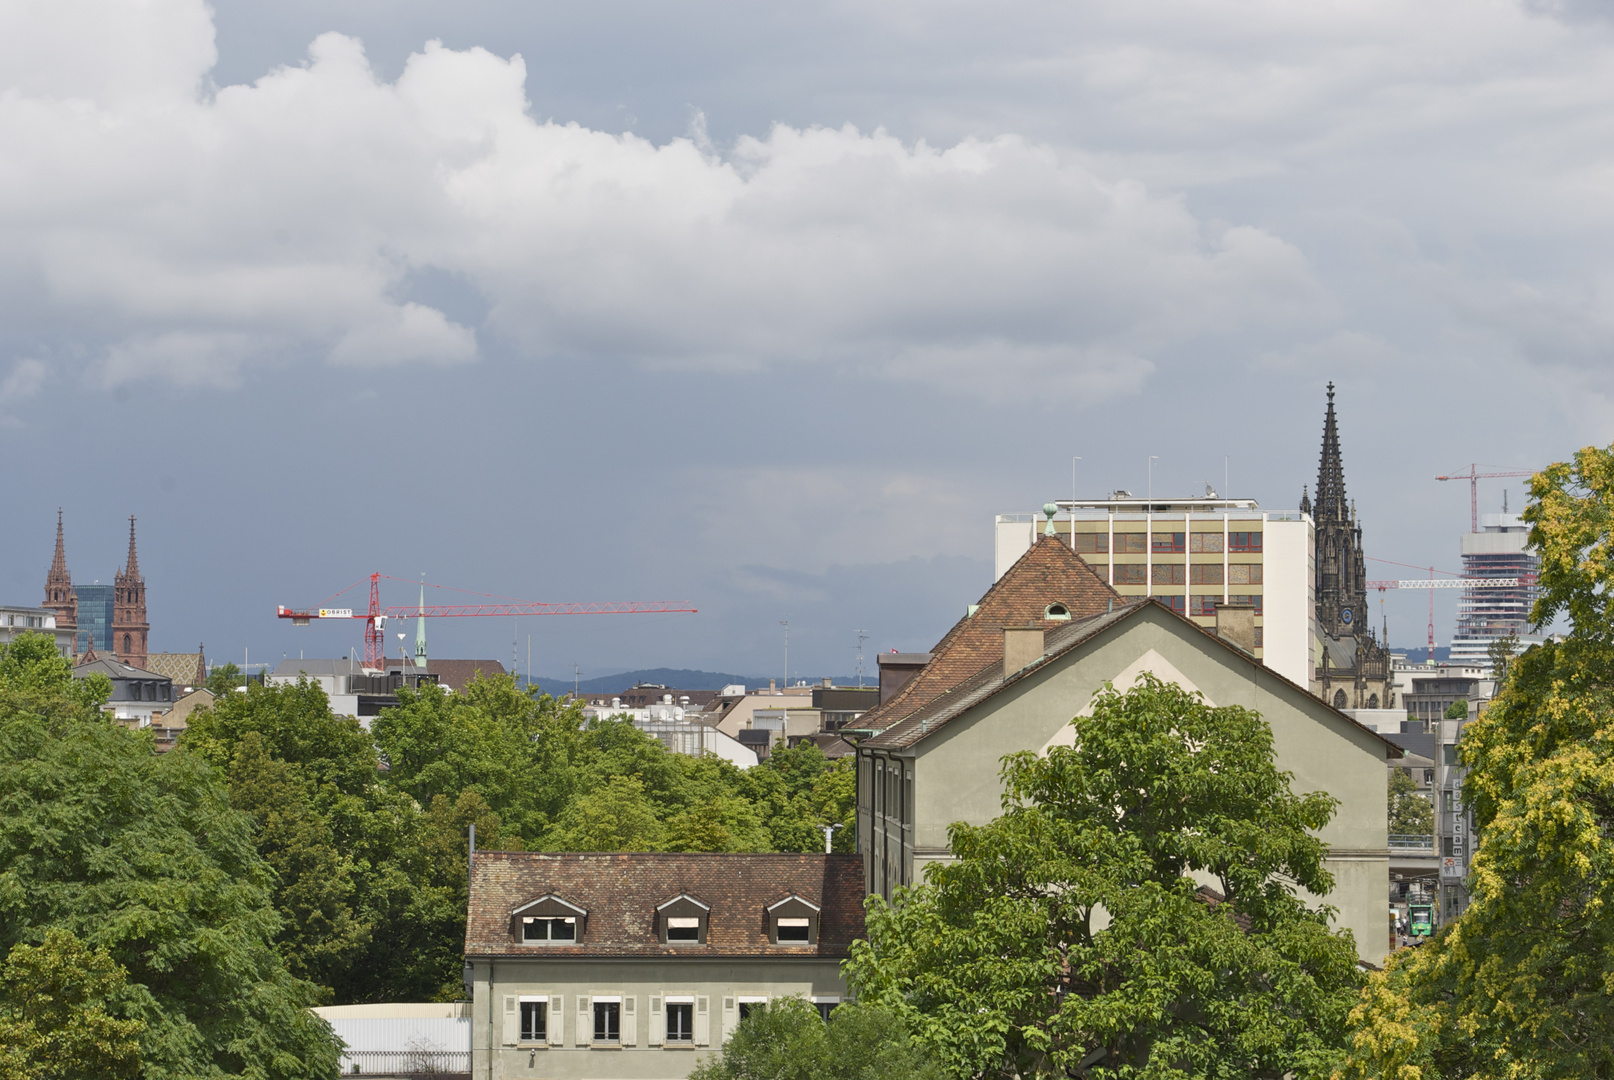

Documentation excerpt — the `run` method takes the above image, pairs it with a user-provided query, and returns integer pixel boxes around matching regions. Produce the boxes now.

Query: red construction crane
[1436,464,1535,532]
[277,573,697,667]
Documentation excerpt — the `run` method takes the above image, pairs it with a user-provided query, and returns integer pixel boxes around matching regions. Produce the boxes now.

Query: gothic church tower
[112,516,149,669]
[1303,384,1392,710]
[43,509,77,653]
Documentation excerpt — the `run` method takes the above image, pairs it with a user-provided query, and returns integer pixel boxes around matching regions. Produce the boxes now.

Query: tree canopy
[0,633,340,1080]
[1342,445,1614,1079]
[689,997,941,1080]
[846,674,1363,1080]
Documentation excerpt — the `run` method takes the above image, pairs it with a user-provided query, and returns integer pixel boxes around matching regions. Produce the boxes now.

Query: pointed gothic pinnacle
[51,509,68,574]
[124,516,140,578]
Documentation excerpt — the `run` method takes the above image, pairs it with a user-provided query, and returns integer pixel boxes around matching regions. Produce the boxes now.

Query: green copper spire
[414,576,428,671]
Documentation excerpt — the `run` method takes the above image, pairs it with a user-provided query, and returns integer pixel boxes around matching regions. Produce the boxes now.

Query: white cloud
[0,357,47,420]
[0,0,1323,402]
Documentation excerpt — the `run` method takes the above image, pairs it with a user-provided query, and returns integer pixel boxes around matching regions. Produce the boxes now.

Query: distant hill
[1395,646,1452,665]
[526,668,865,697]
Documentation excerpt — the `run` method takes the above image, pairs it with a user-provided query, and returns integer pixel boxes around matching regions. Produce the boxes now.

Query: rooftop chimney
[821,677,832,688]
[1003,626,1046,674]
[1215,604,1256,654]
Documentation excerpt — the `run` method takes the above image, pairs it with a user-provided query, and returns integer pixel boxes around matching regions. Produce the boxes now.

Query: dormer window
[656,894,710,945]
[766,896,821,945]
[1044,603,1071,621]
[510,894,588,944]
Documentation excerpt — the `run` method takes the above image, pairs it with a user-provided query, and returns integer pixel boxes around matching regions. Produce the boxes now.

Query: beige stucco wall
[469,957,845,1080]
[902,609,1390,964]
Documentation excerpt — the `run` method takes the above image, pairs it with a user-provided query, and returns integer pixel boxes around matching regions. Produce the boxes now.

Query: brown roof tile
[857,535,1119,734]
[465,852,864,959]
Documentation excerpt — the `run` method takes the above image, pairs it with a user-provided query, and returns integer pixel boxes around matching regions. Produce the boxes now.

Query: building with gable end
[854,534,1400,965]
[1302,384,1393,710]
[465,852,862,1080]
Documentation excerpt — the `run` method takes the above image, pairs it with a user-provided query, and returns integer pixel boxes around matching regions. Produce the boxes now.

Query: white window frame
[664,995,696,1045]
[517,995,548,1045]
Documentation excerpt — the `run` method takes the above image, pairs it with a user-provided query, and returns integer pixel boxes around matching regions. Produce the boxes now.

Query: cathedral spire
[51,509,68,579]
[124,516,140,580]
[1314,382,1348,525]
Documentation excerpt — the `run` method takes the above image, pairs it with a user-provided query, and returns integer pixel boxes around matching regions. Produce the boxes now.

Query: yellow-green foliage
[1340,446,1614,1080]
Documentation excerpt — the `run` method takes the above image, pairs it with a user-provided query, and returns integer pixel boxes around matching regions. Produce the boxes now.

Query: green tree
[0,653,340,1078]
[846,674,1363,1080]
[1387,769,1433,836]
[0,632,108,726]
[548,774,666,851]
[1342,447,1614,1079]
[183,676,378,796]
[0,928,143,1080]
[204,661,244,697]
[689,997,940,1080]
[1443,699,1468,720]
[227,733,368,996]
[1486,632,1520,682]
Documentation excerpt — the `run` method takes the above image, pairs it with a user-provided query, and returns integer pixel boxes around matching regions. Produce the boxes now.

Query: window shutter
[503,996,517,1046]
[548,992,564,1046]
[648,996,664,1046]
[576,996,591,1045]
[694,995,710,1046]
[622,995,637,1046]
[721,997,736,1041]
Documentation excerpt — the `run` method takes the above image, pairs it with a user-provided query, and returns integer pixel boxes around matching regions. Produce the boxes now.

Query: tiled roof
[856,535,1120,734]
[465,852,864,959]
[145,651,204,684]
[863,600,1404,757]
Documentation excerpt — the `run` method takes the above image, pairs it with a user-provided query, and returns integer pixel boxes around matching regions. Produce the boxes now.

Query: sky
[2,0,1609,681]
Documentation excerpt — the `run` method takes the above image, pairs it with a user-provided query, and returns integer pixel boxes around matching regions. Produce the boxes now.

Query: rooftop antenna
[1148,456,1159,502]
[1225,455,1229,499]
[1502,488,1509,514]
[1071,455,1082,504]
[854,630,869,687]
[574,662,581,698]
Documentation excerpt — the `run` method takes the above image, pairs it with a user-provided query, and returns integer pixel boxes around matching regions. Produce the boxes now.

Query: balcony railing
[1388,834,1435,850]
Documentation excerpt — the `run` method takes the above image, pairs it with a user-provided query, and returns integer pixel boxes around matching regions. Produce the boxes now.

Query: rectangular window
[1072,533,1108,554]
[1112,564,1146,585]
[1254,626,1263,649]
[1151,532,1185,553]
[737,997,768,1022]
[665,917,701,942]
[1228,532,1262,552]
[594,1001,621,1043]
[1190,533,1224,553]
[1156,595,1185,613]
[1190,596,1218,617]
[666,1002,693,1043]
[1226,594,1263,614]
[523,917,577,942]
[1228,563,1263,585]
[520,1001,547,1042]
[1189,564,1223,585]
[776,918,811,943]
[813,1000,839,1022]
[1151,563,1185,585]
[1113,533,1146,554]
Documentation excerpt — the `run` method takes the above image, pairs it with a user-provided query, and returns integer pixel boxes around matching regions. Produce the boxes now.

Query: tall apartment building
[1449,513,1542,668]
[994,497,1315,688]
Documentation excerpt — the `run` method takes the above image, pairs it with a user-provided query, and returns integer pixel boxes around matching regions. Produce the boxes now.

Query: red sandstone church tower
[112,517,149,669]
[43,510,77,654]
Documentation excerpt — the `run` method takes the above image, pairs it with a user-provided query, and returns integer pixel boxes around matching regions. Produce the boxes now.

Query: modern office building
[1449,513,1542,668]
[995,497,1314,689]
[0,605,75,655]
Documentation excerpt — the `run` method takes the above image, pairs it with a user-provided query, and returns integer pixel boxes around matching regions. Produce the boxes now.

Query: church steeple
[1313,382,1348,525]
[113,516,149,669]
[43,509,77,649]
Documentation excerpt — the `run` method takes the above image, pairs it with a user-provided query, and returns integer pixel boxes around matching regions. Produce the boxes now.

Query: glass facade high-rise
[74,584,114,654]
